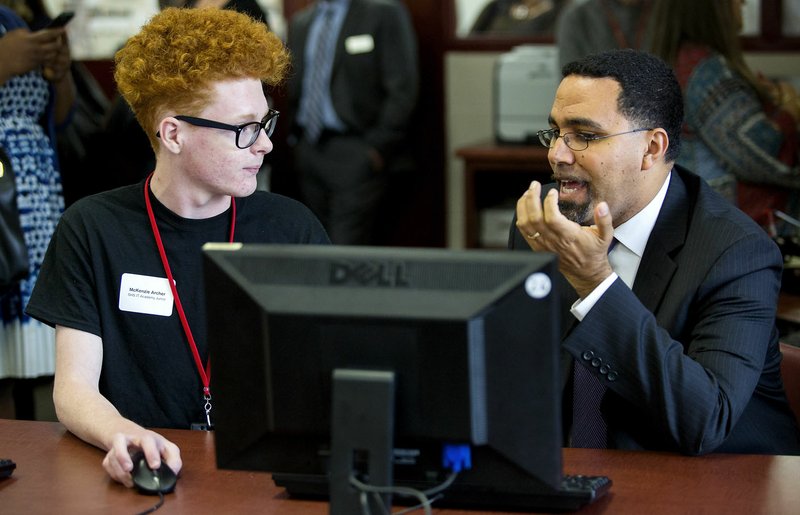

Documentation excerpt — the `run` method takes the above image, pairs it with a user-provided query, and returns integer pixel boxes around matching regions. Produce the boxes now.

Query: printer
[493,45,559,145]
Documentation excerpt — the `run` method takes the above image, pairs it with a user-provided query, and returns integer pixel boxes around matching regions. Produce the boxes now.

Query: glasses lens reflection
[538,130,589,151]
[238,112,279,149]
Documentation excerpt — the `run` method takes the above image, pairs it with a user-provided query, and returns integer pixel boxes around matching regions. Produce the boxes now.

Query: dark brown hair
[650,0,770,103]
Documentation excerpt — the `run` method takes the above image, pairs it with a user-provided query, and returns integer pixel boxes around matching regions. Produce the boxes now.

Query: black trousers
[293,133,387,245]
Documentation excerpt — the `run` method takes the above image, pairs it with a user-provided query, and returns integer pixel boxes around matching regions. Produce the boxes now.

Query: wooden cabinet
[456,142,551,248]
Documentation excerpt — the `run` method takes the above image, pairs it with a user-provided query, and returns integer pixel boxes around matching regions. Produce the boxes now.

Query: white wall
[444,50,800,248]
[43,0,160,59]
[445,52,498,248]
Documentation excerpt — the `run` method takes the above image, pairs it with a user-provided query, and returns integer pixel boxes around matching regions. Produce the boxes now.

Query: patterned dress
[674,43,800,232]
[0,8,65,378]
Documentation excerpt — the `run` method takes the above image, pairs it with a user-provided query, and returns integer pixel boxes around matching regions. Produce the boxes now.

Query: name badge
[119,273,174,317]
[345,34,374,55]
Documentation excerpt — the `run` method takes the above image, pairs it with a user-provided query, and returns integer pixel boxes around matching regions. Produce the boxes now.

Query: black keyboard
[0,458,16,479]
[436,474,612,512]
[430,474,613,512]
[557,474,612,508]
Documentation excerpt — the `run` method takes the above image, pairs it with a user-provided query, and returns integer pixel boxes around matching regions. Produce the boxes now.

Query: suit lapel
[333,0,363,72]
[632,169,690,313]
[291,8,315,79]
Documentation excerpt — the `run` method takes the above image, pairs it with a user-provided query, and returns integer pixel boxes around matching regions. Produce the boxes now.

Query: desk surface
[2,419,799,514]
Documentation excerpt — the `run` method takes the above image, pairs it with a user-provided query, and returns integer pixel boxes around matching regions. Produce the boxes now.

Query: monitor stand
[329,369,396,515]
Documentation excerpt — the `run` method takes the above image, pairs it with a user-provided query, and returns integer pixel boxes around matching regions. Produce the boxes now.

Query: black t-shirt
[26,180,329,428]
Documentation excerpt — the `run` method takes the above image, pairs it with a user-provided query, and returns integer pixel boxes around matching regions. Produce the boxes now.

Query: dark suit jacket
[287,0,418,159]
[510,166,800,455]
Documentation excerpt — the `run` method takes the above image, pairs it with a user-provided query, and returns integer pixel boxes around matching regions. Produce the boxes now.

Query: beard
[558,198,593,226]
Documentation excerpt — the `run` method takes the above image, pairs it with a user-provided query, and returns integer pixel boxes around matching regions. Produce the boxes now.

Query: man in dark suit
[510,49,800,455]
[287,0,418,244]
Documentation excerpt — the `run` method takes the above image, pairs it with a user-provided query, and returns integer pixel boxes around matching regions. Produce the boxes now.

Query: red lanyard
[600,0,652,50]
[143,173,236,425]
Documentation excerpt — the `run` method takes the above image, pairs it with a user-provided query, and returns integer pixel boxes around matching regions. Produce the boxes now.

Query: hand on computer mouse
[102,431,182,488]
[129,450,178,495]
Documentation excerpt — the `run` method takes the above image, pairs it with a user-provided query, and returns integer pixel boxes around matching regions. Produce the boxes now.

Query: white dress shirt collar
[613,171,672,259]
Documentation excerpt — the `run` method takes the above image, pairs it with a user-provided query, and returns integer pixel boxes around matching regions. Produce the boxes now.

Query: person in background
[470,0,568,36]
[651,0,800,234]
[286,0,418,245]
[0,0,74,419]
[510,49,800,455]
[556,0,654,69]
[25,8,329,487]
[184,0,270,25]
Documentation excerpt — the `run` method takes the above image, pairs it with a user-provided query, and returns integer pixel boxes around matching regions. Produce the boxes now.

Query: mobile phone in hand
[46,11,74,29]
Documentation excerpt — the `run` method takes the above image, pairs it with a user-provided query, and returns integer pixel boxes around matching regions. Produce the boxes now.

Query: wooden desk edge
[2,419,800,514]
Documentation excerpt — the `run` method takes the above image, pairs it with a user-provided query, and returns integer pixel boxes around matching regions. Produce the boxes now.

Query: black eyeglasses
[157,109,280,149]
[537,127,652,151]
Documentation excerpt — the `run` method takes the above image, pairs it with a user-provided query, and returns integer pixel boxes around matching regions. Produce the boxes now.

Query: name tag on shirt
[345,34,374,54]
[119,273,174,317]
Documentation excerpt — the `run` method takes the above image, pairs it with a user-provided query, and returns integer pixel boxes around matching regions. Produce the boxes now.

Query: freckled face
[547,76,652,226]
[180,78,272,198]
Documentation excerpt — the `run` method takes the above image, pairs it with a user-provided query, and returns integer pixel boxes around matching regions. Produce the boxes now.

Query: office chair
[779,342,800,427]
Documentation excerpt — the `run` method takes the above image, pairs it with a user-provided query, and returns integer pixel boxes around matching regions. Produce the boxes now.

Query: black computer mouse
[129,450,177,495]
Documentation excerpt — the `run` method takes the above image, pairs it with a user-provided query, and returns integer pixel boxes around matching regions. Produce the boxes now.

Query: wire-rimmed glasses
[537,127,652,151]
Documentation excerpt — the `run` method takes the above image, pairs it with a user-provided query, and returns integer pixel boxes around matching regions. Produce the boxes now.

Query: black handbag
[0,146,29,289]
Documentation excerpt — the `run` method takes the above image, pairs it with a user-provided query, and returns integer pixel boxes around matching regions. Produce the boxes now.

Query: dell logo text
[329,261,410,287]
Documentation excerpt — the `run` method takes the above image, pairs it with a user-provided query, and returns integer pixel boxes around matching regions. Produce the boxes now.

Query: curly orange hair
[114,7,290,150]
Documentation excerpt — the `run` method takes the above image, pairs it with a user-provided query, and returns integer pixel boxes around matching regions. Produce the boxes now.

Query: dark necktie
[571,238,617,448]
[304,6,336,143]
[571,357,608,448]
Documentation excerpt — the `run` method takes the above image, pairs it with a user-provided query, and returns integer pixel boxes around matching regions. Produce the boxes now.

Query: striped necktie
[304,5,336,143]
[571,357,608,448]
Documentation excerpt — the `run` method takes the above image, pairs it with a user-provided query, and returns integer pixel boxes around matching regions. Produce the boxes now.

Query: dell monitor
[204,244,607,511]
